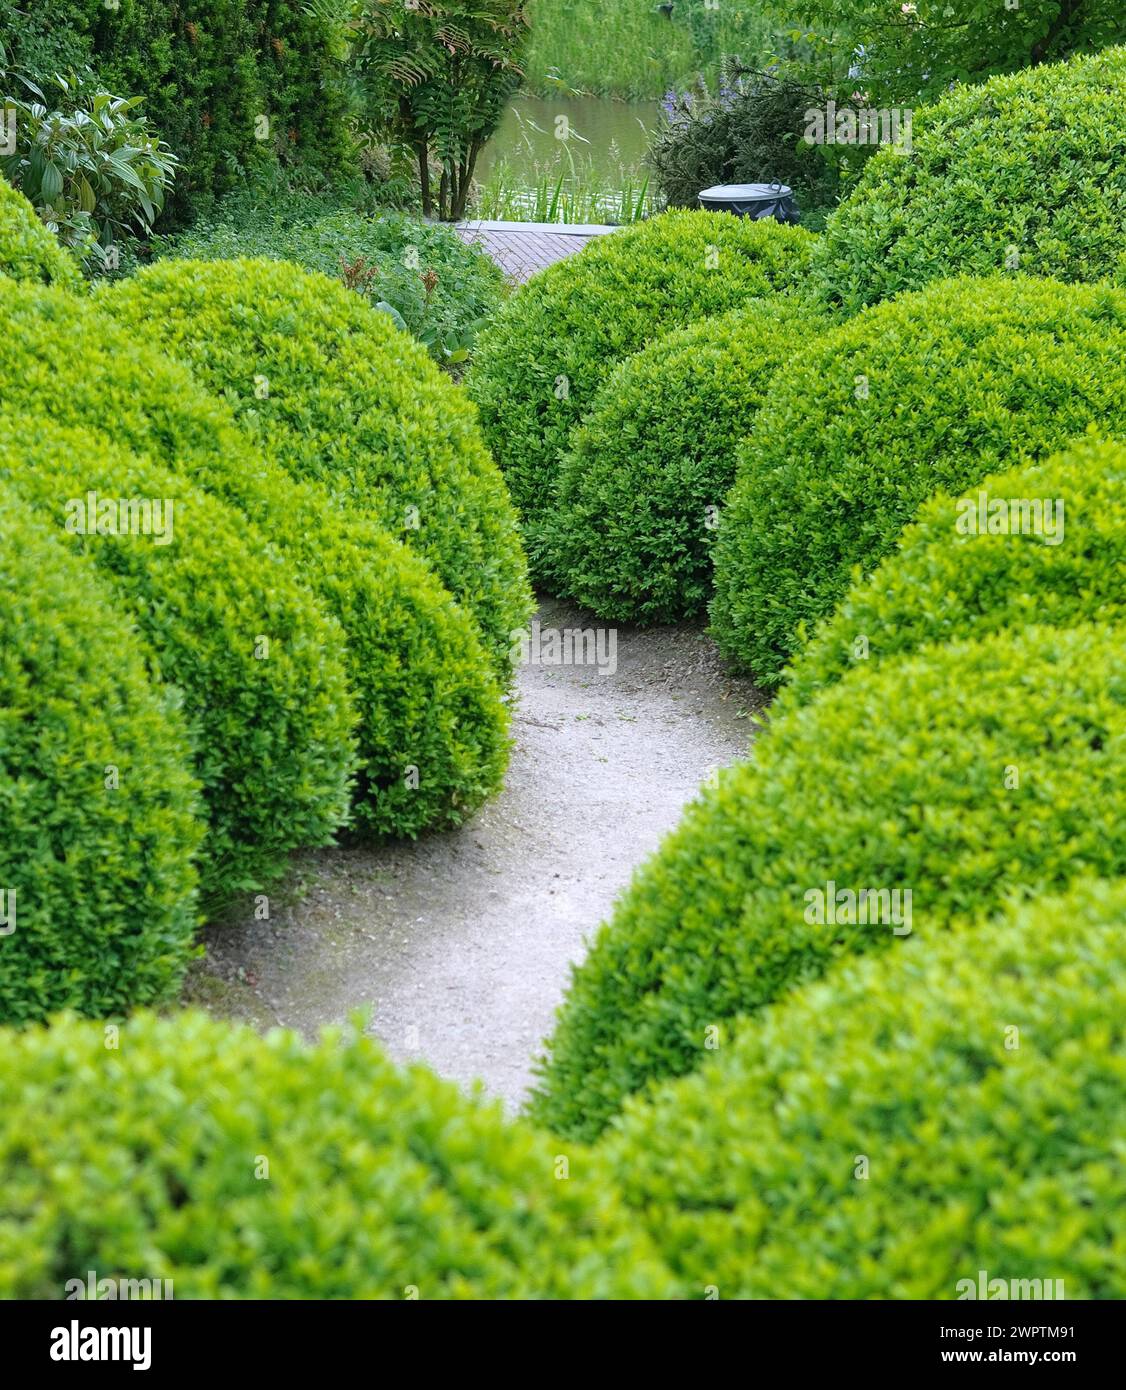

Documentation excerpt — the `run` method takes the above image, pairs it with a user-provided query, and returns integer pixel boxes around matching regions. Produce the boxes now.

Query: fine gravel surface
[188,595,766,1112]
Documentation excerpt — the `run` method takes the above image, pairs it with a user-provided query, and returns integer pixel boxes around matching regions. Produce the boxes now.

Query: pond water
[476,95,662,184]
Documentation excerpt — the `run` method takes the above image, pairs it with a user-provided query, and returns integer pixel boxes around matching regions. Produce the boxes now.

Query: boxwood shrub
[601,878,1126,1298]
[311,517,510,838]
[548,299,827,622]
[0,279,510,839]
[102,258,531,674]
[0,1010,676,1299]
[710,275,1126,686]
[812,47,1126,316]
[464,210,815,569]
[784,436,1126,710]
[0,419,356,905]
[0,484,203,1024]
[0,174,81,289]
[530,624,1126,1141]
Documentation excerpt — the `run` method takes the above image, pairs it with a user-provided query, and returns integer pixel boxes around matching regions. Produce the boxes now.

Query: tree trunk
[450,139,483,222]
[448,160,465,222]
[1030,0,1082,66]
[417,142,432,218]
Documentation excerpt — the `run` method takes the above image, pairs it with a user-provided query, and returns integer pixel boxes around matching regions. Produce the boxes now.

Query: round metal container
[697,182,800,224]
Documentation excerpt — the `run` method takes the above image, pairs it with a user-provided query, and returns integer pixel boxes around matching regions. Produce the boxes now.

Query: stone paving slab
[455,219,620,283]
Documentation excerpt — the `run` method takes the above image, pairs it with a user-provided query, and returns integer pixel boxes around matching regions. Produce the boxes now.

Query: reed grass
[471,157,651,224]
[471,105,653,223]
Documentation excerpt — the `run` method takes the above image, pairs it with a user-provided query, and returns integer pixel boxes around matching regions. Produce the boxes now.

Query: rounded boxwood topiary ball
[782,435,1126,710]
[0,280,511,841]
[548,298,827,622]
[530,624,1126,1141]
[601,877,1126,1298]
[710,275,1126,686]
[811,46,1126,316]
[465,210,816,571]
[0,484,204,1024]
[0,175,82,290]
[0,1010,677,1298]
[101,258,531,675]
[0,419,358,906]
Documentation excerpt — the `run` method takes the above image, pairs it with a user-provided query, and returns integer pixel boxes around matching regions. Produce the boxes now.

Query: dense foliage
[811,47,1126,315]
[0,5,88,81]
[466,210,815,570]
[158,194,506,363]
[0,173,81,286]
[601,878,1126,1298]
[0,483,203,1024]
[548,298,825,623]
[710,275,1126,686]
[0,415,357,905]
[0,1009,677,1298]
[783,437,1126,710]
[531,624,1126,1140]
[0,280,512,839]
[103,258,530,672]
[759,0,1126,105]
[1,2,350,225]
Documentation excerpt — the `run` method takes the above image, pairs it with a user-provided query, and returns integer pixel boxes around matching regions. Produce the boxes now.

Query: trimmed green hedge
[0,175,81,289]
[784,436,1126,710]
[530,624,1126,1141]
[102,258,531,673]
[548,299,826,623]
[0,279,510,839]
[0,419,356,904]
[812,47,1126,316]
[465,210,815,570]
[710,275,1126,686]
[0,1010,676,1299]
[0,484,203,1024]
[601,878,1126,1298]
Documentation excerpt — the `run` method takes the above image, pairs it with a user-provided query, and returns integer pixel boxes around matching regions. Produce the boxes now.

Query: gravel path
[189,596,764,1112]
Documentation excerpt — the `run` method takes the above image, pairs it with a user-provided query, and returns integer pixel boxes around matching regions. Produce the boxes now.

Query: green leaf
[76,173,96,213]
[374,299,409,333]
[40,160,63,202]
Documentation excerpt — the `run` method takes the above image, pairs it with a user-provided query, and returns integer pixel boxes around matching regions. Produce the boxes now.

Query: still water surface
[477,95,662,183]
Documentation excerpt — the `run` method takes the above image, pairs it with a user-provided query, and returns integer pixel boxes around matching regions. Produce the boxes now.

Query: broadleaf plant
[0,70,178,267]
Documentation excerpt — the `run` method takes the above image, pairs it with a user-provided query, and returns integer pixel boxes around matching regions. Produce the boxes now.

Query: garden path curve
[194,597,762,1112]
